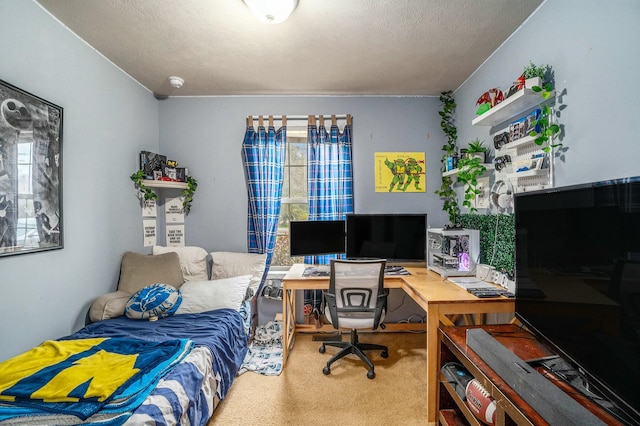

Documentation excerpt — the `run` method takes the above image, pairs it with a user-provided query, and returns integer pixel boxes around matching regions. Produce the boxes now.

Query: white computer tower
[427,228,480,278]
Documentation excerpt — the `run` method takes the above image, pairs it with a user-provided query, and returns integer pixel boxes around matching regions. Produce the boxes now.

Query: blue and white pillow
[125,283,182,320]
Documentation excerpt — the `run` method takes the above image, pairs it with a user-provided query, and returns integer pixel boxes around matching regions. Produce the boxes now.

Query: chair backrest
[325,259,386,329]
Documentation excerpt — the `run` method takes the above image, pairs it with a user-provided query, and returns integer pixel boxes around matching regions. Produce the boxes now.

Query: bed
[0,248,267,425]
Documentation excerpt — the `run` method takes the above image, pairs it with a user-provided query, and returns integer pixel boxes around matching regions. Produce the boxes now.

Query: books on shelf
[140,151,167,179]
[139,151,188,182]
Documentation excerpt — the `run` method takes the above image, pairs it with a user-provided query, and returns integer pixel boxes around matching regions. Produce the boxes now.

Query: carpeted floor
[209,331,427,425]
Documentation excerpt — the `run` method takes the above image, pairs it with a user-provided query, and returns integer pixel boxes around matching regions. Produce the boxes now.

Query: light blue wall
[455,0,640,191]
[0,0,159,360]
[157,96,446,252]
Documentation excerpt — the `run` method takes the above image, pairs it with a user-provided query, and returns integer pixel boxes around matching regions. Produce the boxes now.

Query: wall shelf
[472,88,554,127]
[506,168,547,180]
[499,134,537,151]
[442,163,494,178]
[142,179,187,190]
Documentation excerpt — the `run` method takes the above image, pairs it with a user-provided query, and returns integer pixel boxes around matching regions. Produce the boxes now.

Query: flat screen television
[514,176,640,425]
[346,213,427,265]
[289,220,346,256]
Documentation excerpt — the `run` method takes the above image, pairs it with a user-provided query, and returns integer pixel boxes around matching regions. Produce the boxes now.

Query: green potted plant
[435,91,461,226]
[523,61,549,89]
[465,138,488,163]
[457,139,489,214]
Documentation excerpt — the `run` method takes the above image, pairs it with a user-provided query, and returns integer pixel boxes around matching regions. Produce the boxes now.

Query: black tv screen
[346,214,427,264]
[289,220,345,256]
[514,176,640,424]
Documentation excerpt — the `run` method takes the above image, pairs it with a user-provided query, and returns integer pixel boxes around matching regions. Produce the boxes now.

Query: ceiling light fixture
[243,0,298,24]
[168,76,184,89]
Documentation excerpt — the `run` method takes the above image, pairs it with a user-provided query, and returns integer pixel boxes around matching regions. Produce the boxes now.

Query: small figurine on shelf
[475,88,504,115]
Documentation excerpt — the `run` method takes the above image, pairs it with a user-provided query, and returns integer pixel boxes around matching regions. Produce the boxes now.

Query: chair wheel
[381,350,388,358]
[323,366,331,375]
[319,345,325,354]
[367,370,376,379]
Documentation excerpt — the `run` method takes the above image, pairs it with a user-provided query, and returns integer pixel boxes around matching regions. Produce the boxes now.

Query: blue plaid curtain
[304,115,353,311]
[242,117,286,275]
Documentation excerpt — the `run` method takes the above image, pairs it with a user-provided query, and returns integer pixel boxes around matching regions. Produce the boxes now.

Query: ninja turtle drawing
[402,157,423,191]
[384,158,407,192]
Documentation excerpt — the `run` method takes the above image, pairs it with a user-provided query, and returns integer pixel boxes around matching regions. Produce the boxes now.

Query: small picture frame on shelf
[153,170,163,180]
[531,154,545,170]
[530,158,541,170]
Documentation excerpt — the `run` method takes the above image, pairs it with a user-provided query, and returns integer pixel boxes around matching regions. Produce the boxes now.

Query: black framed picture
[0,79,63,257]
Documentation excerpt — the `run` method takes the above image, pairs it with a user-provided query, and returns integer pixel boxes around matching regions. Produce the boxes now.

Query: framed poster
[0,80,63,257]
[374,152,425,193]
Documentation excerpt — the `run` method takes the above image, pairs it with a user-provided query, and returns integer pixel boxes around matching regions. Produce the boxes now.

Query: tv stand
[438,324,625,425]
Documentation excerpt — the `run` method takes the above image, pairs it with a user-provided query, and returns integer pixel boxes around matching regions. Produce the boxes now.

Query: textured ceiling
[36,0,543,97]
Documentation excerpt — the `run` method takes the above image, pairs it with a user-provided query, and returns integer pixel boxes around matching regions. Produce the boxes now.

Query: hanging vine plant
[181,176,198,215]
[130,170,198,216]
[435,91,460,226]
[130,169,159,201]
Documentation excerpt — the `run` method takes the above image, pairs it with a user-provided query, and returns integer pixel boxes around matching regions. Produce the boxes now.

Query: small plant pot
[525,77,542,89]
[468,152,485,162]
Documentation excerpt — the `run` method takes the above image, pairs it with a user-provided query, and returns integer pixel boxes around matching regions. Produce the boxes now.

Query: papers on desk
[447,277,497,290]
[302,265,411,277]
[302,266,330,277]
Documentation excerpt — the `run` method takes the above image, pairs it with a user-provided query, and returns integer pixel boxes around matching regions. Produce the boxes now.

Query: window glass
[273,125,308,266]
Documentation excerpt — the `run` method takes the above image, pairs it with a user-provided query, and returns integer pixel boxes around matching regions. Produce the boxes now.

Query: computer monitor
[289,220,346,257]
[346,213,427,265]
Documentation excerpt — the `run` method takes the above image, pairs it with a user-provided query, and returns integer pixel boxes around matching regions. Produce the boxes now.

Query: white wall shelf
[442,163,494,178]
[473,85,557,193]
[507,168,548,180]
[501,134,537,151]
[472,88,554,127]
[142,179,187,190]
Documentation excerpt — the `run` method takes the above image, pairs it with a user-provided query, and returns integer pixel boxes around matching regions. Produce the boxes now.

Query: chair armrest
[88,290,131,323]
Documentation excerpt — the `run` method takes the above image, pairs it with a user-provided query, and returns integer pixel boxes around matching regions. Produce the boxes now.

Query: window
[271,115,353,267]
[272,124,307,266]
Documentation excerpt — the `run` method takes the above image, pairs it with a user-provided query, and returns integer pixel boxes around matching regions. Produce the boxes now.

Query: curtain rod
[246,114,351,127]
[248,114,349,121]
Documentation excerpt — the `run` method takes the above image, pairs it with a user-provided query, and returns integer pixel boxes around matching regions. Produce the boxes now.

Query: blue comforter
[65,309,248,400]
[0,309,248,425]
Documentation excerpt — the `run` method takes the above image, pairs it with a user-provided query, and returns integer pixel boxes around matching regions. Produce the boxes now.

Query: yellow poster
[374,152,426,193]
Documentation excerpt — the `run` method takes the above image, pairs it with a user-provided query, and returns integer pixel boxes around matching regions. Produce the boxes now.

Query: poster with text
[166,224,185,247]
[165,197,184,223]
[374,152,426,193]
[143,219,157,247]
[142,199,157,217]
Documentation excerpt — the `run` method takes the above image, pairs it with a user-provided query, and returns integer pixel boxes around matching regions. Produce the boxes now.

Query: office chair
[319,259,388,379]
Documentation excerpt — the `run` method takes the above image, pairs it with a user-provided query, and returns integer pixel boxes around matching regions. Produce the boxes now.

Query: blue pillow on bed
[125,283,182,320]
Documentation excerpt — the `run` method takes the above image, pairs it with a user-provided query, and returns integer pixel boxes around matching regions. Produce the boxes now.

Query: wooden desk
[282,263,515,425]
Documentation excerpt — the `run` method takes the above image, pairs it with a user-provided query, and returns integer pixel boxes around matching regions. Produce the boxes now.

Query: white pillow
[153,246,208,281]
[210,251,266,293]
[176,275,252,313]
